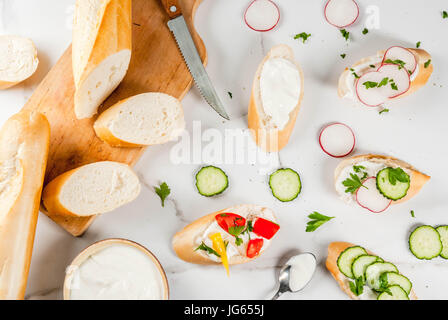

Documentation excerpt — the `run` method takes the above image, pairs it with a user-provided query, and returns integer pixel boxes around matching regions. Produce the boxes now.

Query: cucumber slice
[337,246,367,279]
[195,166,228,197]
[365,262,398,290]
[377,285,409,300]
[409,225,442,260]
[376,167,410,200]
[352,254,383,281]
[269,168,302,202]
[380,272,412,295]
[436,226,448,259]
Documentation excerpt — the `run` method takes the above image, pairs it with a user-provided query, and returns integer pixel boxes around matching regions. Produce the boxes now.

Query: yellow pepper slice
[209,233,229,276]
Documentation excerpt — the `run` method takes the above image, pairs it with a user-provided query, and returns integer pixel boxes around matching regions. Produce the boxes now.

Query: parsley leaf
[384,59,406,69]
[416,41,421,48]
[379,108,389,115]
[294,32,311,43]
[443,11,448,19]
[410,210,415,218]
[350,68,360,79]
[343,173,368,194]
[363,81,378,89]
[362,28,369,35]
[306,212,335,232]
[340,29,350,41]
[353,165,366,173]
[378,273,393,296]
[195,242,220,257]
[387,167,410,185]
[349,277,365,296]
[370,64,376,68]
[424,59,432,68]
[378,77,389,87]
[155,182,170,207]
[227,91,233,99]
[340,53,346,59]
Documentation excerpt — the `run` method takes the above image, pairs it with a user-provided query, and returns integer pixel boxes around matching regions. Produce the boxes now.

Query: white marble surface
[0,0,447,300]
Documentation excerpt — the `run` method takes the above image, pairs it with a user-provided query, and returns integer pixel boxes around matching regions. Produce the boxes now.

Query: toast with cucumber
[326,242,417,300]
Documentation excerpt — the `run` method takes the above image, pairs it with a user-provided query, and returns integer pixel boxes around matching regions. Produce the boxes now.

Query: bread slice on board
[248,44,304,152]
[42,161,141,217]
[334,154,430,204]
[94,92,185,147]
[0,35,39,89]
[326,241,418,300]
[0,110,50,300]
[72,0,132,119]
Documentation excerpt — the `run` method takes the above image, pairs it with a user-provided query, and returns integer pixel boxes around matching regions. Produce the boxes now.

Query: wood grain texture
[22,0,207,236]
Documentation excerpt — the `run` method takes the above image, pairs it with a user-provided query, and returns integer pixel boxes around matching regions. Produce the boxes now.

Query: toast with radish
[326,242,417,300]
[334,154,430,213]
[248,44,304,152]
[172,204,279,273]
[338,46,433,107]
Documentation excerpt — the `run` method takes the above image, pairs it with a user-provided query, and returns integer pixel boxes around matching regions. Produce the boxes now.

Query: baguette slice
[94,92,185,147]
[326,241,418,300]
[0,110,50,300]
[42,161,140,217]
[338,48,433,102]
[0,35,39,89]
[173,204,277,265]
[72,0,132,119]
[248,44,304,152]
[335,154,430,204]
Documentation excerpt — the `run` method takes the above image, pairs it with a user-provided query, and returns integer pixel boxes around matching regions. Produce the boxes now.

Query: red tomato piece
[246,238,264,258]
[253,218,280,240]
[215,213,246,233]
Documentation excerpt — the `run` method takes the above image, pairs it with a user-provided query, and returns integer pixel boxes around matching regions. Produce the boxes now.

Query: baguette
[72,0,132,119]
[42,161,141,217]
[334,154,430,204]
[248,44,304,152]
[0,110,50,300]
[0,35,39,89]
[173,204,278,265]
[94,92,185,147]
[326,241,418,300]
[338,48,433,103]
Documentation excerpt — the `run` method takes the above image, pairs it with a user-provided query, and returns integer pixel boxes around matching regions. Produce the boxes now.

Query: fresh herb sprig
[384,59,406,70]
[155,182,170,207]
[349,277,365,296]
[294,32,311,43]
[306,212,335,232]
[387,167,410,185]
[343,172,368,194]
[340,29,350,41]
[195,242,220,257]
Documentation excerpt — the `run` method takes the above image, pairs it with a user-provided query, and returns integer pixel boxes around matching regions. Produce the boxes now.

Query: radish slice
[319,123,355,158]
[355,71,390,107]
[324,0,359,28]
[382,46,417,75]
[244,0,280,32]
[356,177,392,213]
[377,64,411,98]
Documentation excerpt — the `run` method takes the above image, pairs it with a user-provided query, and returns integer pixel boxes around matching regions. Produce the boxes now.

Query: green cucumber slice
[380,272,412,295]
[269,168,302,202]
[365,262,398,290]
[352,254,383,281]
[409,225,443,260]
[195,166,228,197]
[337,246,367,279]
[377,285,409,300]
[376,167,410,201]
[436,226,448,259]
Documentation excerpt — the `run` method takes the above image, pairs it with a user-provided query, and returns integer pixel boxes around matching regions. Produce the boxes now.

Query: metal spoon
[271,252,317,300]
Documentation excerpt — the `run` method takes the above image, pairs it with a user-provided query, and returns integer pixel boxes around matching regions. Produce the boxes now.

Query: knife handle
[160,0,182,19]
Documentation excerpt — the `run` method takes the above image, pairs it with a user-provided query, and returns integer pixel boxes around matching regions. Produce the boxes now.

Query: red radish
[324,0,359,28]
[382,46,417,75]
[377,64,411,98]
[356,177,392,213]
[244,0,280,32]
[319,123,355,158]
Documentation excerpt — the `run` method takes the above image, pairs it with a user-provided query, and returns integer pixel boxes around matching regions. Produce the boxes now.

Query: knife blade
[161,1,229,120]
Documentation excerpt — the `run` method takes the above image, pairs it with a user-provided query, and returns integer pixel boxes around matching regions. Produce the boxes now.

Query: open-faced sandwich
[326,242,417,300]
[172,204,280,274]
[334,154,430,213]
[338,46,433,107]
[248,44,304,152]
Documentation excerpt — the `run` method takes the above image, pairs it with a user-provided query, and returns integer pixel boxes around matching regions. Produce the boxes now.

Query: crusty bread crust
[42,168,79,217]
[338,48,433,101]
[248,44,304,152]
[334,154,430,204]
[0,110,50,299]
[326,242,418,300]
[172,205,276,265]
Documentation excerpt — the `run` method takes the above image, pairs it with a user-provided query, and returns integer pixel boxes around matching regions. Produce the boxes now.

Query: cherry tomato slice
[253,218,280,240]
[247,238,264,258]
[215,213,246,233]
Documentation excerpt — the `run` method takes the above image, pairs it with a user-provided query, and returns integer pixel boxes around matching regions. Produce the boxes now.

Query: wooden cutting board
[21,0,207,236]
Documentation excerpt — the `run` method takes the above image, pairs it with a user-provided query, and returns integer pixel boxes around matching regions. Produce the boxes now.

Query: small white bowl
[63,238,169,300]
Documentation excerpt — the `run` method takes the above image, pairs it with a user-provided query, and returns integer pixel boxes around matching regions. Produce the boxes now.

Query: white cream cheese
[260,58,301,129]
[194,205,276,262]
[68,243,165,300]
[340,275,378,300]
[286,253,316,292]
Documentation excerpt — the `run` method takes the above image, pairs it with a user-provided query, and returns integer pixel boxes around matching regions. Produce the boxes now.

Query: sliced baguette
[172,204,277,265]
[338,48,433,102]
[0,110,50,300]
[335,154,430,204]
[42,161,140,217]
[0,35,39,89]
[326,241,418,300]
[93,92,185,147]
[72,0,132,119]
[248,44,304,152]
